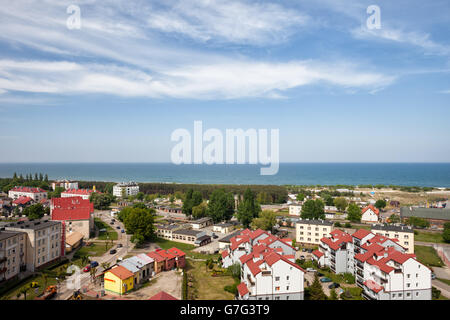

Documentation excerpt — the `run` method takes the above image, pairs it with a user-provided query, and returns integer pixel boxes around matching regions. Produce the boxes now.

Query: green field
[415,231,444,243]
[94,218,118,240]
[414,245,444,267]
[76,242,111,257]
[154,238,220,260]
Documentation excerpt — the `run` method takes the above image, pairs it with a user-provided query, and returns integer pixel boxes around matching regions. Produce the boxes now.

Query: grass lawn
[414,245,444,267]
[185,260,235,300]
[340,286,364,300]
[76,242,110,257]
[1,274,59,300]
[154,238,220,260]
[94,218,118,240]
[415,231,444,243]
[437,278,450,286]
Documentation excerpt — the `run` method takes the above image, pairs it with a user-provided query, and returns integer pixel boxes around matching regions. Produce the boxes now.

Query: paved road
[55,211,132,300]
[432,280,450,298]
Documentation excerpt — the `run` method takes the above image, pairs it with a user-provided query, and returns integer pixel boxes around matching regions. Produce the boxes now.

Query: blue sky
[0,0,449,163]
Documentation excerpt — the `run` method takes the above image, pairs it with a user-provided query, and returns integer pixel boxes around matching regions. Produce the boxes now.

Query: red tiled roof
[10,186,46,193]
[352,229,372,240]
[362,204,379,216]
[312,250,324,258]
[13,196,33,205]
[149,291,178,300]
[108,265,134,280]
[62,189,95,195]
[249,229,268,240]
[147,251,165,263]
[246,259,262,276]
[221,250,229,258]
[167,247,185,257]
[237,282,249,296]
[364,279,384,293]
[51,196,93,209]
[51,207,92,221]
[155,249,176,260]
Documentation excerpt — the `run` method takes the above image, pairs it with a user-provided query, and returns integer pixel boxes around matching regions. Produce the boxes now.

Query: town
[0,175,449,301]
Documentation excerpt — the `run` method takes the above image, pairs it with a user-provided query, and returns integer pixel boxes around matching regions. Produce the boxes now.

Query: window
[275,287,280,291]
[286,286,289,290]
[407,293,411,297]
[407,274,410,278]
[407,283,410,288]
[275,276,280,281]
[286,276,289,280]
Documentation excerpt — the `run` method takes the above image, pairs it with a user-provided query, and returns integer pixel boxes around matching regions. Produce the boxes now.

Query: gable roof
[108,265,134,280]
[362,204,380,216]
[237,282,249,297]
[149,291,178,300]
[352,229,373,240]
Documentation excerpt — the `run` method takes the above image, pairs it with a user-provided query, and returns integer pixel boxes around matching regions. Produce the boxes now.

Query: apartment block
[113,182,139,198]
[371,224,414,254]
[8,186,48,202]
[295,219,333,246]
[0,229,27,282]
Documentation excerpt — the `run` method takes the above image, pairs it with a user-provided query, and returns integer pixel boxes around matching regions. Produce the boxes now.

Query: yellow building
[103,265,134,295]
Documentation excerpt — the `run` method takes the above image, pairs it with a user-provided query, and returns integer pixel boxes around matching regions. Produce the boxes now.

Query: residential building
[3,219,62,271]
[50,197,94,239]
[155,224,184,240]
[400,206,450,229]
[218,229,242,250]
[172,229,211,247]
[51,180,78,191]
[295,219,333,245]
[361,205,380,223]
[149,291,178,300]
[313,228,431,300]
[213,222,233,234]
[61,188,96,200]
[118,255,153,286]
[103,265,134,295]
[371,224,414,254]
[8,187,47,202]
[113,182,139,198]
[221,229,304,300]
[0,229,27,282]
[190,217,213,229]
[289,204,302,216]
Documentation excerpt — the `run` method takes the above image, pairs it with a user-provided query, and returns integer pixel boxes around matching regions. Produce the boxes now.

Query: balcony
[247,275,255,286]
[356,262,364,269]
[357,270,363,277]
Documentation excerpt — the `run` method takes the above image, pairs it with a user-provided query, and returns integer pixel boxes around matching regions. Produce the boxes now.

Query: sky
[0,0,449,163]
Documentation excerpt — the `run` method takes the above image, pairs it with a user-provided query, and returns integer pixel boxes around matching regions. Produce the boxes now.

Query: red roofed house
[12,196,33,206]
[146,251,166,273]
[149,291,178,300]
[9,186,47,202]
[167,247,186,269]
[315,228,432,300]
[50,197,94,239]
[155,248,176,270]
[361,204,380,223]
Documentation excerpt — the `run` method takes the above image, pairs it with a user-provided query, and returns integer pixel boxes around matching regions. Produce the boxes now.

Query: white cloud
[0,59,395,99]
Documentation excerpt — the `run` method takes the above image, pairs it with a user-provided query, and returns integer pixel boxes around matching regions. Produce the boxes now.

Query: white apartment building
[4,220,63,272]
[313,228,431,300]
[0,229,27,282]
[296,219,333,245]
[61,189,95,200]
[51,180,78,191]
[8,186,47,202]
[113,182,139,198]
[221,229,303,300]
[371,224,414,254]
[289,204,302,216]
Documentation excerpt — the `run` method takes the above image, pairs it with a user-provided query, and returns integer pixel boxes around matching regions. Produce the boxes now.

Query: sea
[0,163,449,187]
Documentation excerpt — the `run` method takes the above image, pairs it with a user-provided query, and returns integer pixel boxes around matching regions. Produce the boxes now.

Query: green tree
[308,274,327,300]
[23,203,46,220]
[237,188,261,227]
[136,192,145,201]
[301,199,325,220]
[182,189,202,215]
[122,207,156,242]
[347,203,362,222]
[89,193,115,210]
[251,210,277,231]
[324,195,334,207]
[443,222,450,243]
[375,199,387,210]
[296,193,305,202]
[192,202,208,219]
[207,189,235,223]
[334,197,348,212]
[329,289,338,300]
[389,214,400,224]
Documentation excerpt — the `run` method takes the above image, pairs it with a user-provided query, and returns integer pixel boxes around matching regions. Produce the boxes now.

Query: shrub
[224,283,238,295]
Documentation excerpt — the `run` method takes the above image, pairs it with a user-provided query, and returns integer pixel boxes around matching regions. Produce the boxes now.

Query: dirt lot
[125,269,182,300]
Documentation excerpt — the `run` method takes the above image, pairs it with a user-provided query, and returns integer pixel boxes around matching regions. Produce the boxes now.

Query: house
[190,217,213,229]
[51,180,78,191]
[400,206,450,229]
[154,249,176,270]
[103,265,134,295]
[118,255,153,286]
[296,219,333,246]
[145,247,186,273]
[61,188,96,200]
[12,196,33,207]
[172,229,211,247]
[3,219,62,271]
[313,228,431,300]
[147,251,165,274]
[361,205,380,223]
[218,229,242,250]
[288,204,302,216]
[167,247,186,268]
[371,224,414,253]
[213,222,233,234]
[155,224,184,240]
[113,182,139,198]
[149,291,178,300]
[0,229,27,281]
[8,187,47,202]
[50,197,94,239]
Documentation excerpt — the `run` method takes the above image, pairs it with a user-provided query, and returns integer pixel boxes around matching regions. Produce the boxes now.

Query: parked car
[121,229,125,233]
[116,226,120,229]
[320,277,332,283]
[109,249,117,254]
[111,219,115,222]
[83,265,91,272]
[90,261,99,268]
[300,255,305,259]
[117,243,123,248]
[306,268,317,273]
[317,272,324,277]
[431,273,436,280]
[110,221,114,225]
[302,248,307,252]
[328,282,340,289]
[307,249,313,253]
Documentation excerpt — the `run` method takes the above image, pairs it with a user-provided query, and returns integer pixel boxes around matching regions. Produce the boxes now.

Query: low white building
[61,189,96,200]
[288,204,302,216]
[8,187,47,202]
[51,180,78,191]
[113,182,139,198]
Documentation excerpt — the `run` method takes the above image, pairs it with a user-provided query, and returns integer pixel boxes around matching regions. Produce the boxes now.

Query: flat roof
[295,219,333,226]
[400,207,450,221]
[173,229,202,237]
[156,224,181,230]
[4,219,60,231]
[371,223,414,233]
[0,230,25,241]
[218,229,242,243]
[191,217,212,224]
[214,222,233,228]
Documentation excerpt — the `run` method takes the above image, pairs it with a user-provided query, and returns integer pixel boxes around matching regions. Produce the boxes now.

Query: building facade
[50,197,94,239]
[61,189,96,200]
[371,224,414,254]
[361,205,380,223]
[289,204,302,216]
[8,187,47,202]
[113,182,139,198]
[295,219,333,246]
[0,229,27,282]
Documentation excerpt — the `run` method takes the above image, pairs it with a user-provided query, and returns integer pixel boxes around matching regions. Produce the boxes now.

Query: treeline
[0,173,50,193]
[287,184,436,193]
